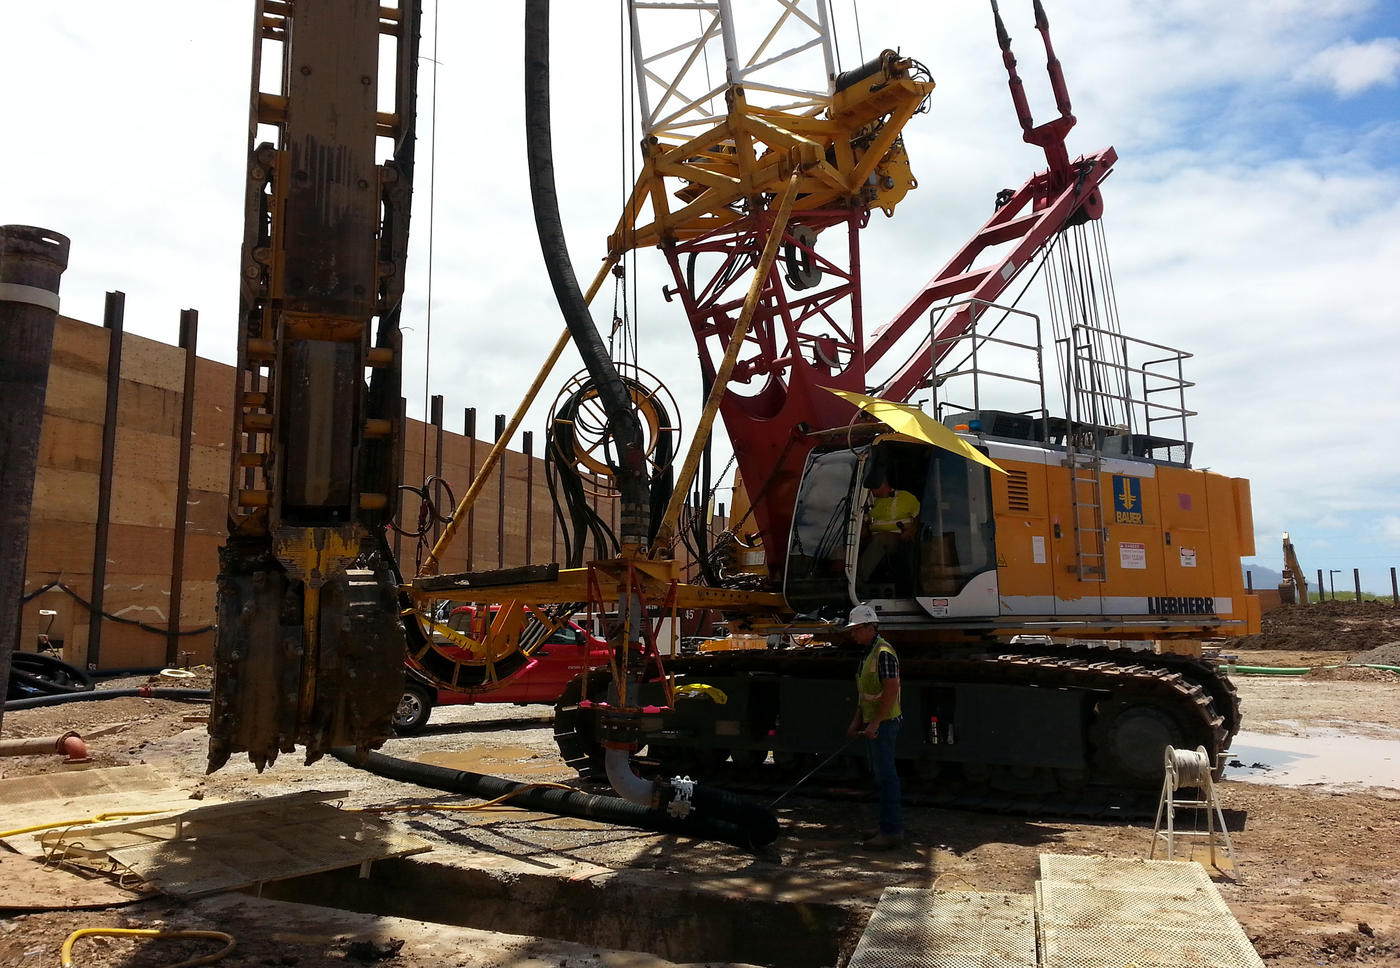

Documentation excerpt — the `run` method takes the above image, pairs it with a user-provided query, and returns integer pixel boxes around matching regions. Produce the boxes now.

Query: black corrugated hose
[5,687,211,711]
[331,747,779,853]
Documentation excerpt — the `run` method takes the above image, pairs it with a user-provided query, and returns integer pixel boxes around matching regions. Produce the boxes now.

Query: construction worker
[856,473,921,586]
[845,604,903,849]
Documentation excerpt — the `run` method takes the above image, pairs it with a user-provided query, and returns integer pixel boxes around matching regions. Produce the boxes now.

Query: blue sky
[3,1,1398,591]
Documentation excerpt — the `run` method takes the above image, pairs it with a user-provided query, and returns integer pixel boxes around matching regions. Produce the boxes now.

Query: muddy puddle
[1224,729,1400,791]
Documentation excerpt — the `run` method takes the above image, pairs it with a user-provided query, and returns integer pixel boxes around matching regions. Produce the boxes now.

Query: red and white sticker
[1119,542,1147,570]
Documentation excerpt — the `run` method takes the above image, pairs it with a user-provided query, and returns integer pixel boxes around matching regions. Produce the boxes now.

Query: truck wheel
[393,682,434,736]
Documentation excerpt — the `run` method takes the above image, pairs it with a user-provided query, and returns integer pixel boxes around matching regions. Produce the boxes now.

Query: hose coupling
[665,776,697,819]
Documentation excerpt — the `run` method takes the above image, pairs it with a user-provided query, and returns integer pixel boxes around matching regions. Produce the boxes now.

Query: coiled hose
[331,747,779,853]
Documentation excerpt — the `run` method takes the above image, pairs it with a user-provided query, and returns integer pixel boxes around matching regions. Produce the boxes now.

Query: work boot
[861,832,903,850]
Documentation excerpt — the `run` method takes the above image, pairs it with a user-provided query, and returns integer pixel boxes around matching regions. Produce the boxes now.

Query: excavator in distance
[211,0,1260,816]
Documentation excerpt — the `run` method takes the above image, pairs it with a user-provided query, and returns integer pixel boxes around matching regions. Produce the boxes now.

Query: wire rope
[418,0,442,486]
[851,0,865,64]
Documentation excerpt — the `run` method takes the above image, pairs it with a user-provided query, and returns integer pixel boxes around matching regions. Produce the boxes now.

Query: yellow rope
[61,928,235,968]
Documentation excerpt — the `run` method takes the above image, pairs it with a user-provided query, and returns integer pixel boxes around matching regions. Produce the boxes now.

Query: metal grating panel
[1040,853,1214,892]
[1039,880,1233,925]
[1039,923,1264,968]
[1037,854,1263,968]
[847,888,1037,968]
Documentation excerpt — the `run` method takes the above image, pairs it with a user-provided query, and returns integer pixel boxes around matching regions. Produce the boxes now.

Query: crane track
[555,646,1233,818]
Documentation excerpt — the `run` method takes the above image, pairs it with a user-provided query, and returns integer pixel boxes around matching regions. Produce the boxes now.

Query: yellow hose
[61,928,235,968]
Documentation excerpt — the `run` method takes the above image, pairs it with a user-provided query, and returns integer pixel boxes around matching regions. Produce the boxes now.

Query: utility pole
[0,226,71,731]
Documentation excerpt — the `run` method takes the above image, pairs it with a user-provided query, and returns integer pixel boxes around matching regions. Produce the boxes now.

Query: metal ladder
[1065,449,1106,581]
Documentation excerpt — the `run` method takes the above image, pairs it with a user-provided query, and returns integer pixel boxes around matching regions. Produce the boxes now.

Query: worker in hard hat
[844,603,904,849]
[856,471,920,589]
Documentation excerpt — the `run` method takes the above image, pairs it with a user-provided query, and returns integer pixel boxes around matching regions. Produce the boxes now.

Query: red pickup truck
[393,606,610,735]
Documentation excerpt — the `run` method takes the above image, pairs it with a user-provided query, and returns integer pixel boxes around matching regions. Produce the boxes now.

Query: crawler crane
[211,0,1259,816]
[538,0,1260,809]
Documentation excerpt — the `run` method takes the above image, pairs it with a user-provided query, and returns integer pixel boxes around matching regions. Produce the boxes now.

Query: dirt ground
[2,633,1399,968]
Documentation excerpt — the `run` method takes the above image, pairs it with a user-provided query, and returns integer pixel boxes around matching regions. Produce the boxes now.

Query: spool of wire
[1164,744,1213,789]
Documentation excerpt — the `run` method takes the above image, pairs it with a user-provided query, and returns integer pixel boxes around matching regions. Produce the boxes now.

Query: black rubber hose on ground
[4,687,211,711]
[8,652,94,697]
[331,747,778,853]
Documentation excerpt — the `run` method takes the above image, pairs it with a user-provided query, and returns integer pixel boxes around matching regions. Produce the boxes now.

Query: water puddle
[1224,730,1400,791]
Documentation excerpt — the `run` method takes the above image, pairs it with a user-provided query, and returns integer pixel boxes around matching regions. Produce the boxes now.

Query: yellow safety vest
[869,490,919,533]
[857,638,902,722]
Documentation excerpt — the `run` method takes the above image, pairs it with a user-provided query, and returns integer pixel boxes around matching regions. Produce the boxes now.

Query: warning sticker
[1119,542,1147,570]
[1032,535,1046,564]
[1180,547,1197,568]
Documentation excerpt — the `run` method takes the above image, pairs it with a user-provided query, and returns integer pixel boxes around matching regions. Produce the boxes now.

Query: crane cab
[783,427,1260,639]
[784,437,998,624]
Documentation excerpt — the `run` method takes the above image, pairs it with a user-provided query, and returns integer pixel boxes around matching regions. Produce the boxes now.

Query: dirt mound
[1234,600,1400,651]
[1350,640,1400,666]
[1304,665,1400,682]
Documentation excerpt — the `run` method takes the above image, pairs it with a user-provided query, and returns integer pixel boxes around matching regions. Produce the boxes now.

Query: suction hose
[332,747,779,853]
[524,0,651,548]
[4,687,210,711]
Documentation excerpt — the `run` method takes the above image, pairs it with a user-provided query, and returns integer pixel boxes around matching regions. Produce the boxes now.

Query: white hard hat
[846,604,879,627]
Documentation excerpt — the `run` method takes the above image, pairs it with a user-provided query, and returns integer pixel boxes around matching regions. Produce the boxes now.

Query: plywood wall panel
[114,426,180,483]
[33,466,101,524]
[191,359,235,446]
[52,315,111,375]
[23,520,98,577]
[189,443,228,493]
[37,414,104,474]
[117,381,181,437]
[110,474,177,529]
[174,579,219,633]
[181,534,224,582]
[43,367,109,423]
[185,489,228,537]
[104,524,175,574]
[99,624,158,670]
[120,334,187,392]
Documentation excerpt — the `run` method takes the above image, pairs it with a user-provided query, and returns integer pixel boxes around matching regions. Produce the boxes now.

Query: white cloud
[1297,37,1400,96]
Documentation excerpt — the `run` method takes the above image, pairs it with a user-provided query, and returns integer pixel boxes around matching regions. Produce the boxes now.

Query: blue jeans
[866,717,903,836]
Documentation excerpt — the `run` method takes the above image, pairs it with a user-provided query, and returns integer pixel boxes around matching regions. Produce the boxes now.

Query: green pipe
[1226,663,1400,676]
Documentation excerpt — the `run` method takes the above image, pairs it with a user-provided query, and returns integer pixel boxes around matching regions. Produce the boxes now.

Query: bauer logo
[1113,475,1143,525]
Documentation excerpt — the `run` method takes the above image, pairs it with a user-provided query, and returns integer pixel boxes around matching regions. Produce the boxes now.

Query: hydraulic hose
[4,687,210,712]
[332,747,779,852]
[524,0,651,549]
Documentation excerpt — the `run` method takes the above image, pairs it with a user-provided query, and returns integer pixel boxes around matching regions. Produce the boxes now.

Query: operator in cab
[856,471,920,587]
[845,604,903,849]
